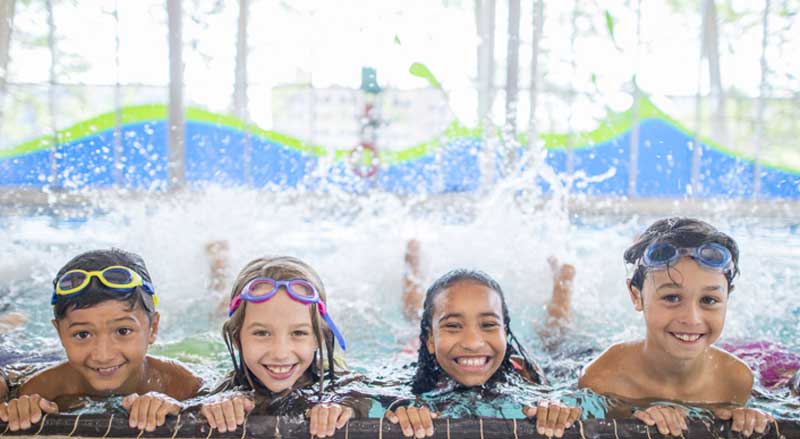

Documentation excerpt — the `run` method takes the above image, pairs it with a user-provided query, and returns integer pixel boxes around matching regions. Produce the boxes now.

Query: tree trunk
[504,0,520,137]
[475,0,495,124]
[167,0,185,191]
[0,0,16,139]
[702,0,727,146]
[753,0,771,198]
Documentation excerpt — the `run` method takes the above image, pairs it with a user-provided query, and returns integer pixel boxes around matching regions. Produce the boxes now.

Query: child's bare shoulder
[579,341,641,392]
[709,346,754,403]
[145,356,203,400]
[18,362,81,399]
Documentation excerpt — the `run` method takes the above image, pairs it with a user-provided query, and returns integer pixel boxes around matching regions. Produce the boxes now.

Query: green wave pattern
[1,100,796,174]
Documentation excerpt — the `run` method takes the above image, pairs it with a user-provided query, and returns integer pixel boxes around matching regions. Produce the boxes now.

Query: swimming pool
[1,187,799,426]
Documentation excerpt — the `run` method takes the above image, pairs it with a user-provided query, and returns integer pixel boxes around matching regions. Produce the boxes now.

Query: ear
[426,333,435,355]
[627,279,643,311]
[51,319,62,337]
[147,312,160,344]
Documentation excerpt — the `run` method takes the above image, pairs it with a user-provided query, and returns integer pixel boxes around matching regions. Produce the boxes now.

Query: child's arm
[146,357,204,401]
[711,356,772,437]
[307,403,354,438]
[124,357,203,430]
[0,370,8,401]
[402,239,423,322]
[633,405,688,437]
[0,394,59,431]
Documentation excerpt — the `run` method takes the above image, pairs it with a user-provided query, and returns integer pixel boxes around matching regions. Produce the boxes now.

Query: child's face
[53,300,158,394]
[631,257,728,361]
[239,289,318,393]
[426,280,507,387]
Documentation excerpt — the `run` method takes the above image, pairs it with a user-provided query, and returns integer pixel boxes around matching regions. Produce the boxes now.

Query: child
[198,256,367,439]
[0,249,203,432]
[579,218,773,437]
[402,240,575,344]
[387,269,581,438]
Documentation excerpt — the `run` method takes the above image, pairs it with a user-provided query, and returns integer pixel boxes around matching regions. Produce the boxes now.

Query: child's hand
[122,392,182,431]
[307,403,353,438]
[0,394,59,431]
[523,401,581,438]
[633,405,688,437]
[385,406,437,438]
[200,394,254,433]
[714,407,773,437]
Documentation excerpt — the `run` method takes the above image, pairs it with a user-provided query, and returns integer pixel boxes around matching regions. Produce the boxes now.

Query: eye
[701,296,721,306]
[442,322,461,331]
[480,321,500,329]
[291,330,309,337]
[252,330,270,337]
[661,294,681,303]
[116,327,134,336]
[73,331,91,340]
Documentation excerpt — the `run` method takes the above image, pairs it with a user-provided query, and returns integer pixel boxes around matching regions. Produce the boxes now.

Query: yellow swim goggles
[51,265,158,308]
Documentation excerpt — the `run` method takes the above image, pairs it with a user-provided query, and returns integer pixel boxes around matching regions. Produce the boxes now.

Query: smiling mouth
[670,332,705,343]
[453,356,492,371]
[264,364,297,380]
[90,363,125,377]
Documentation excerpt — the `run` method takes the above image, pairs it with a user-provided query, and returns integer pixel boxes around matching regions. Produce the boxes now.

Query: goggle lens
[58,272,87,290]
[248,279,277,297]
[102,267,135,285]
[646,243,677,263]
[288,281,315,299]
[698,245,726,265]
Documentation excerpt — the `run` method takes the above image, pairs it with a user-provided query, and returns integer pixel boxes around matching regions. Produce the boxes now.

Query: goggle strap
[320,312,347,351]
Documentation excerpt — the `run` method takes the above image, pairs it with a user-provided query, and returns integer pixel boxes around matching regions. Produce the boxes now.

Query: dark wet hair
[625,217,740,292]
[52,248,156,320]
[411,269,541,394]
[222,256,338,397]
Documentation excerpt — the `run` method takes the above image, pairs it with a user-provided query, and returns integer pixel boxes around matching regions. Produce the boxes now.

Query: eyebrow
[68,316,137,328]
[439,311,501,322]
[656,282,682,291]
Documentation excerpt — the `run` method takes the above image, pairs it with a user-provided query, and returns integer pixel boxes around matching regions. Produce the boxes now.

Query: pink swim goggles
[228,277,346,350]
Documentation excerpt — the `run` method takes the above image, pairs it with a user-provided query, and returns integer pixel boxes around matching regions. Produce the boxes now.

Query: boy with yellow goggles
[51,265,158,307]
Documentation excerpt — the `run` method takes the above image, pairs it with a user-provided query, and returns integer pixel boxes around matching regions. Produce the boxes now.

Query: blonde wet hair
[222,256,338,396]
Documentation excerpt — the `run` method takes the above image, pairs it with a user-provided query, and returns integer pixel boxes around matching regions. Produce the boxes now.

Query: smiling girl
[387,269,580,438]
[199,256,366,439]
[579,218,773,437]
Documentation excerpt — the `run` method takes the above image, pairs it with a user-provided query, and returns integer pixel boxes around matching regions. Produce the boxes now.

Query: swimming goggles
[228,277,346,351]
[51,265,158,307]
[642,242,732,272]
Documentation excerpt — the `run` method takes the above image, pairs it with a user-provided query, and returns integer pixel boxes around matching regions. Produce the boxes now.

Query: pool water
[1,187,798,420]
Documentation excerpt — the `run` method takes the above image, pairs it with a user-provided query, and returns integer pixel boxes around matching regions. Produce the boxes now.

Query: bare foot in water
[536,257,575,347]
[402,239,423,322]
[206,240,230,317]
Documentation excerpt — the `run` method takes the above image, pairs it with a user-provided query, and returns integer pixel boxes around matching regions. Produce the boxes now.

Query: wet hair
[411,268,541,394]
[624,217,740,292]
[52,248,156,321]
[222,256,338,397]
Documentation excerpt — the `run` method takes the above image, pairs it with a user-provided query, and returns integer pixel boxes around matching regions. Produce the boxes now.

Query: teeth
[267,365,294,374]
[673,333,702,342]
[94,366,120,373]
[457,357,488,367]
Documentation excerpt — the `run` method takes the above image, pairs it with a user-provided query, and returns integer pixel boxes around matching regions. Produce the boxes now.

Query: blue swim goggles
[52,265,158,307]
[642,242,732,272]
[228,277,346,351]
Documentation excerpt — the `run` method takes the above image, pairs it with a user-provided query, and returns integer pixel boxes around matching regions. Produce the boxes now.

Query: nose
[269,336,292,361]
[678,302,703,326]
[459,326,487,351]
[91,335,116,363]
